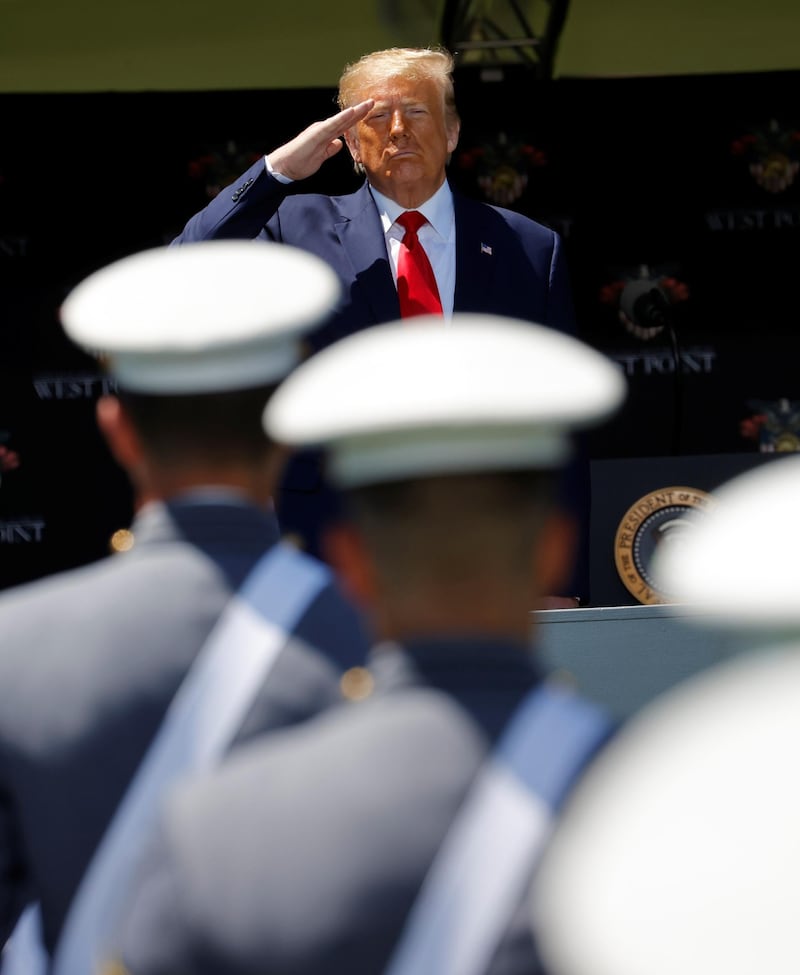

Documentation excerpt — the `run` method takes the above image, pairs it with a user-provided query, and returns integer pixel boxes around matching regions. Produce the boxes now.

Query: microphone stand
[634,289,683,456]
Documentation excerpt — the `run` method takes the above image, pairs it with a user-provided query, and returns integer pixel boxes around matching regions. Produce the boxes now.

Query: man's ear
[95,395,144,473]
[322,521,379,612]
[532,510,578,600]
[446,119,461,155]
[342,128,361,166]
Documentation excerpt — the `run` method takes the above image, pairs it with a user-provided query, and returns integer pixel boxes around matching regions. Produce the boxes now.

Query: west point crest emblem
[0,433,20,492]
[187,141,264,200]
[731,119,800,194]
[740,398,800,453]
[457,132,547,207]
[614,487,715,605]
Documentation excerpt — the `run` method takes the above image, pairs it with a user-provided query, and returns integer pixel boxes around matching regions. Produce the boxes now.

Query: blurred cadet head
[265,314,625,634]
[59,240,340,500]
[653,453,800,630]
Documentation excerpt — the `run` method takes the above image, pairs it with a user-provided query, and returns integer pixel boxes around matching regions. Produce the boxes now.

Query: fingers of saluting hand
[324,99,375,136]
[267,100,374,182]
[303,99,376,145]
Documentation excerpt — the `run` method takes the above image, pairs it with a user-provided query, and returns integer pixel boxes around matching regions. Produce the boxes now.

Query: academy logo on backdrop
[731,118,800,194]
[706,119,800,232]
[457,132,547,206]
[0,432,45,547]
[740,397,800,453]
[614,487,715,605]
[188,141,264,201]
[0,432,20,491]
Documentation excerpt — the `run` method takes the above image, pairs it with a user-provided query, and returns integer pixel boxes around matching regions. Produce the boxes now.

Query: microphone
[619,279,672,335]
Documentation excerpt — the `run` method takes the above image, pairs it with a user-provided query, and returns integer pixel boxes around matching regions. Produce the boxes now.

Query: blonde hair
[338,47,459,128]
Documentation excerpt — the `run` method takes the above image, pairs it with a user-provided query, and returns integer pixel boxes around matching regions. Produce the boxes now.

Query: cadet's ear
[532,510,578,601]
[96,395,145,473]
[323,522,379,611]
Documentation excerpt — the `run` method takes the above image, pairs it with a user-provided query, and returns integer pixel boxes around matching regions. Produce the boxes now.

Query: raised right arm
[172,100,374,246]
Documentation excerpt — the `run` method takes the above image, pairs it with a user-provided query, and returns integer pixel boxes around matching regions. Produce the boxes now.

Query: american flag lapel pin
[480,242,493,256]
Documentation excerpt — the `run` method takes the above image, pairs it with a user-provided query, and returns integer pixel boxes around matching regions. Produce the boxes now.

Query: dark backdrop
[2,68,798,589]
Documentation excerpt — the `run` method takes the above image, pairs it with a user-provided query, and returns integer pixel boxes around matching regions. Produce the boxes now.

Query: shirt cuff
[265,155,294,185]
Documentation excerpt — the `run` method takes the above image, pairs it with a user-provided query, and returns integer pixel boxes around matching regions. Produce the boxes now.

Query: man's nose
[390,110,406,137]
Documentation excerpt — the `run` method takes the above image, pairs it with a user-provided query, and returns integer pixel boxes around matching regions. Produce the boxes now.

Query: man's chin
[380,157,425,181]
[381,157,420,175]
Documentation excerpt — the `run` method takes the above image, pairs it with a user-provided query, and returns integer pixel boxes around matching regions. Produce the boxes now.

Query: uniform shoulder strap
[384,681,612,975]
[2,542,330,975]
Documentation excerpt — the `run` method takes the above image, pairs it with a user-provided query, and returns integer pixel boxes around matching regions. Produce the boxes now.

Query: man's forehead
[361,75,440,104]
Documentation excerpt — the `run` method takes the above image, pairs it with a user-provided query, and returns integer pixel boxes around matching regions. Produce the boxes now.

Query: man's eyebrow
[367,99,428,112]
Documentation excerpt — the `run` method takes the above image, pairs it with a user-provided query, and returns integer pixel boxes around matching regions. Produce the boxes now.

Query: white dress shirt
[369,181,456,320]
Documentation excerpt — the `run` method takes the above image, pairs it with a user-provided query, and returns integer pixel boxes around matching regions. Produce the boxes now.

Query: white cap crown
[60,240,341,393]
[265,315,626,486]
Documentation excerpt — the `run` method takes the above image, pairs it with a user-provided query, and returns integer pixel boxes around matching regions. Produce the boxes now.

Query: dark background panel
[1,69,798,591]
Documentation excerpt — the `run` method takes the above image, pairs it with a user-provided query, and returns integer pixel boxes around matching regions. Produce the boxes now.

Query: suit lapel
[334,184,400,324]
[331,185,498,322]
[453,192,498,313]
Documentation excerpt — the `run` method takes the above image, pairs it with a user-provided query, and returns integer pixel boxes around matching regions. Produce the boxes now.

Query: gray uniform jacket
[0,497,370,953]
[115,638,600,975]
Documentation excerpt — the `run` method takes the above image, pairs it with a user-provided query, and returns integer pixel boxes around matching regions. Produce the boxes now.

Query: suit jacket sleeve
[171,159,288,245]
[545,230,577,336]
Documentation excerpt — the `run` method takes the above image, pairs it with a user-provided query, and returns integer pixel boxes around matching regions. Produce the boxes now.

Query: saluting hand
[267,100,374,182]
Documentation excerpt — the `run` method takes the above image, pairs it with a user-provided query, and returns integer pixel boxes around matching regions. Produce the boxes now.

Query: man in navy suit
[173,47,586,604]
[175,47,574,349]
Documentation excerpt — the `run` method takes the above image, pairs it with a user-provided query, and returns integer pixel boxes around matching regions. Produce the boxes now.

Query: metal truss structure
[440,0,571,78]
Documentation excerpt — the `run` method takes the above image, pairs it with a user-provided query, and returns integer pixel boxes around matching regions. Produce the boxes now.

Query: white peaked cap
[652,454,800,626]
[59,241,341,394]
[264,315,626,487]
[532,644,800,975]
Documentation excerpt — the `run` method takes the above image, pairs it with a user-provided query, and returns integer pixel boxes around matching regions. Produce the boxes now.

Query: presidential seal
[614,486,715,604]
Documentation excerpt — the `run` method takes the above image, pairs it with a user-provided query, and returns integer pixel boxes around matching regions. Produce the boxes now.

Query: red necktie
[396,211,443,318]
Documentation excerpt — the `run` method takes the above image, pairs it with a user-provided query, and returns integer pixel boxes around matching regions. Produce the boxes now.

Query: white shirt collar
[369,180,455,241]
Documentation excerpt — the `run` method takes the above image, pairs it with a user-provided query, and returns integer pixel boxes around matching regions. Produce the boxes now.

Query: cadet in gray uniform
[0,242,370,961]
[111,313,625,975]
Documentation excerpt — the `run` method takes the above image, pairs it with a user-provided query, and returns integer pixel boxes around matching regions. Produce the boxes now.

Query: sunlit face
[345,74,460,207]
